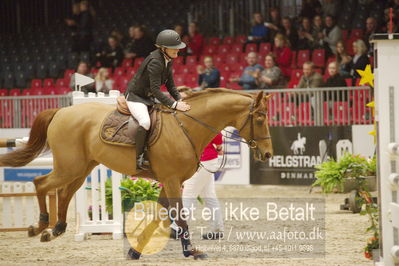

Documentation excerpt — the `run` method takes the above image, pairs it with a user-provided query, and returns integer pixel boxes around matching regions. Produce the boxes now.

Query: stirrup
[137,153,150,170]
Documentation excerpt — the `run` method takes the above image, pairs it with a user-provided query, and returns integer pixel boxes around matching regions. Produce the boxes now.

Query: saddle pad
[99,109,161,147]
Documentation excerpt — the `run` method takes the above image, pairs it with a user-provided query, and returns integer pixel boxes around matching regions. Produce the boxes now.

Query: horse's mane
[184,88,254,102]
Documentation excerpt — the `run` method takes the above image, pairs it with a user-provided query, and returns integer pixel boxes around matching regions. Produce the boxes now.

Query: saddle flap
[117,96,130,115]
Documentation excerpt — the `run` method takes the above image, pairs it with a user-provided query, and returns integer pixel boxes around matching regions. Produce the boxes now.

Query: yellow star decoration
[356,64,374,87]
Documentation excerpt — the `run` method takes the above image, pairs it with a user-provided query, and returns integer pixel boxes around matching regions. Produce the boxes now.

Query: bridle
[156,99,272,173]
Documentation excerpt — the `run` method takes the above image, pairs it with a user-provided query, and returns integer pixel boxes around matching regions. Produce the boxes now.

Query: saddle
[99,96,162,147]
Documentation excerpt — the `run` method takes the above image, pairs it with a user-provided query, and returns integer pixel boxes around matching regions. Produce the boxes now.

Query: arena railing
[256,86,373,127]
[0,94,72,128]
[0,86,373,129]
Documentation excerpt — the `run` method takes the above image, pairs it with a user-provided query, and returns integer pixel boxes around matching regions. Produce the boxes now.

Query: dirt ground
[0,185,372,266]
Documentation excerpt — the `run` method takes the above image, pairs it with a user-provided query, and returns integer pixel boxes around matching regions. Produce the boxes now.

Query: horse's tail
[0,108,60,167]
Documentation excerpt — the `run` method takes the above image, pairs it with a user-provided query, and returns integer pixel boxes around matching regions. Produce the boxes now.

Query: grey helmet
[156,29,186,49]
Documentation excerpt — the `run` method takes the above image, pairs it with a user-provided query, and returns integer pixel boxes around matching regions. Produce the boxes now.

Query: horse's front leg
[163,178,208,260]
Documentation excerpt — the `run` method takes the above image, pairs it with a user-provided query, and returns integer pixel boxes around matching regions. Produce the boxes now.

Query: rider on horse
[125,29,191,170]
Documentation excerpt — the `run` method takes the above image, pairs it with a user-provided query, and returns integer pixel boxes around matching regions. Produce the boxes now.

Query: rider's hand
[176,101,191,111]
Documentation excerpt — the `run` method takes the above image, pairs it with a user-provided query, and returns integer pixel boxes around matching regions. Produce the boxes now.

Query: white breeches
[126,101,151,130]
[182,158,224,232]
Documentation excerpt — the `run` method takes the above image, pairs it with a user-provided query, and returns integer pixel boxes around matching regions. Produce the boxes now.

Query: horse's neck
[179,93,252,156]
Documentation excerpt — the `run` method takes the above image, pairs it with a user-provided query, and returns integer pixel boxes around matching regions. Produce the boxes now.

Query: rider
[125,29,191,170]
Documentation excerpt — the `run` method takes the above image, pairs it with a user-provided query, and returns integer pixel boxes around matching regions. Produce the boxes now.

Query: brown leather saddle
[99,96,162,147]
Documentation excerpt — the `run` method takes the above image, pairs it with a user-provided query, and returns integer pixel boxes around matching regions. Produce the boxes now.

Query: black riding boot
[135,126,150,170]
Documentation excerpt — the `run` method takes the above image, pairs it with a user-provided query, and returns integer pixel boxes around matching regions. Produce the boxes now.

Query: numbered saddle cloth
[99,107,162,147]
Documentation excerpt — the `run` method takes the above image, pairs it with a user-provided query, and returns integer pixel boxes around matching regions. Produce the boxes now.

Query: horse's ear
[264,94,273,101]
[254,91,264,108]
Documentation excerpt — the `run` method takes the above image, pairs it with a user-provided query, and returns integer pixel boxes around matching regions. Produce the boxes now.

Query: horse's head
[237,91,273,161]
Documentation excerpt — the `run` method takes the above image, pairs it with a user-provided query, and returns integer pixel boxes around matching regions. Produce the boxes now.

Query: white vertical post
[111,171,123,240]
[2,183,12,228]
[13,183,23,228]
[99,165,108,221]
[91,167,99,222]
[372,34,399,266]
[25,182,36,226]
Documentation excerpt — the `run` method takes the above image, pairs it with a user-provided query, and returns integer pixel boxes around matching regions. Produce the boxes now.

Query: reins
[154,100,272,173]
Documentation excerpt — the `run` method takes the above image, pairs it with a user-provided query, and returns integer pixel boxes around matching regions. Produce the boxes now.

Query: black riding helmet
[155,29,186,49]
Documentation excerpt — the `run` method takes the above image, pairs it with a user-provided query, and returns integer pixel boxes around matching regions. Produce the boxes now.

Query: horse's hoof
[127,248,141,260]
[28,225,36,237]
[40,230,51,242]
[194,252,208,260]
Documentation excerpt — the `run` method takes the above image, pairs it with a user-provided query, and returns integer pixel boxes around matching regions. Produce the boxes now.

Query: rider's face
[165,48,179,59]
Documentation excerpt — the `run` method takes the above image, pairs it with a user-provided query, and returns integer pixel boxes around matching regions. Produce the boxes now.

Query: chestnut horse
[0,88,273,259]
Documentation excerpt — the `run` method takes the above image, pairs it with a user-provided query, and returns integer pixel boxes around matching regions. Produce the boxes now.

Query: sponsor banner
[250,126,352,185]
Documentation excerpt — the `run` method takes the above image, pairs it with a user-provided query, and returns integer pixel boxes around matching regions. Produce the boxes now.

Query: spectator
[247,13,269,45]
[77,0,93,52]
[364,17,378,54]
[187,22,204,57]
[264,8,282,40]
[322,15,342,55]
[124,25,154,59]
[311,15,325,49]
[69,61,94,93]
[273,33,293,79]
[229,52,264,90]
[95,68,114,94]
[325,61,347,87]
[349,39,369,79]
[335,41,352,77]
[280,17,299,49]
[324,61,347,103]
[65,3,80,52]
[322,0,338,17]
[124,25,138,59]
[174,24,189,56]
[299,0,322,19]
[253,53,284,89]
[197,56,220,89]
[298,17,313,50]
[110,29,125,46]
[96,36,124,68]
[298,61,324,88]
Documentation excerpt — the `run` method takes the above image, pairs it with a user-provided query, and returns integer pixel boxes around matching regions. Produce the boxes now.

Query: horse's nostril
[265,152,272,159]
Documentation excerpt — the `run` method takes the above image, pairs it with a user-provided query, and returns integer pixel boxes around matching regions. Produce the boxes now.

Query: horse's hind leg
[40,162,98,242]
[28,172,68,237]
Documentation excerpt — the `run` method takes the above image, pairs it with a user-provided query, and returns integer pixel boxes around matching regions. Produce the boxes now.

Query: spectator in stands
[298,17,313,50]
[322,15,342,55]
[187,22,204,57]
[124,25,138,59]
[264,8,282,41]
[364,17,378,54]
[95,68,114,94]
[69,61,94,93]
[322,0,338,17]
[96,36,124,69]
[174,24,189,56]
[197,56,220,89]
[245,13,269,51]
[77,0,93,52]
[124,25,154,60]
[65,2,80,52]
[349,39,369,79]
[325,61,347,87]
[299,0,322,19]
[298,61,323,88]
[252,53,284,89]
[311,15,325,49]
[110,29,125,46]
[229,52,263,90]
[280,17,299,49]
[335,41,352,77]
[273,33,293,79]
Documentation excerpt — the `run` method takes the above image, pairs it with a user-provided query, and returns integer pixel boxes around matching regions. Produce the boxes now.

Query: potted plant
[105,176,162,214]
[312,153,376,193]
